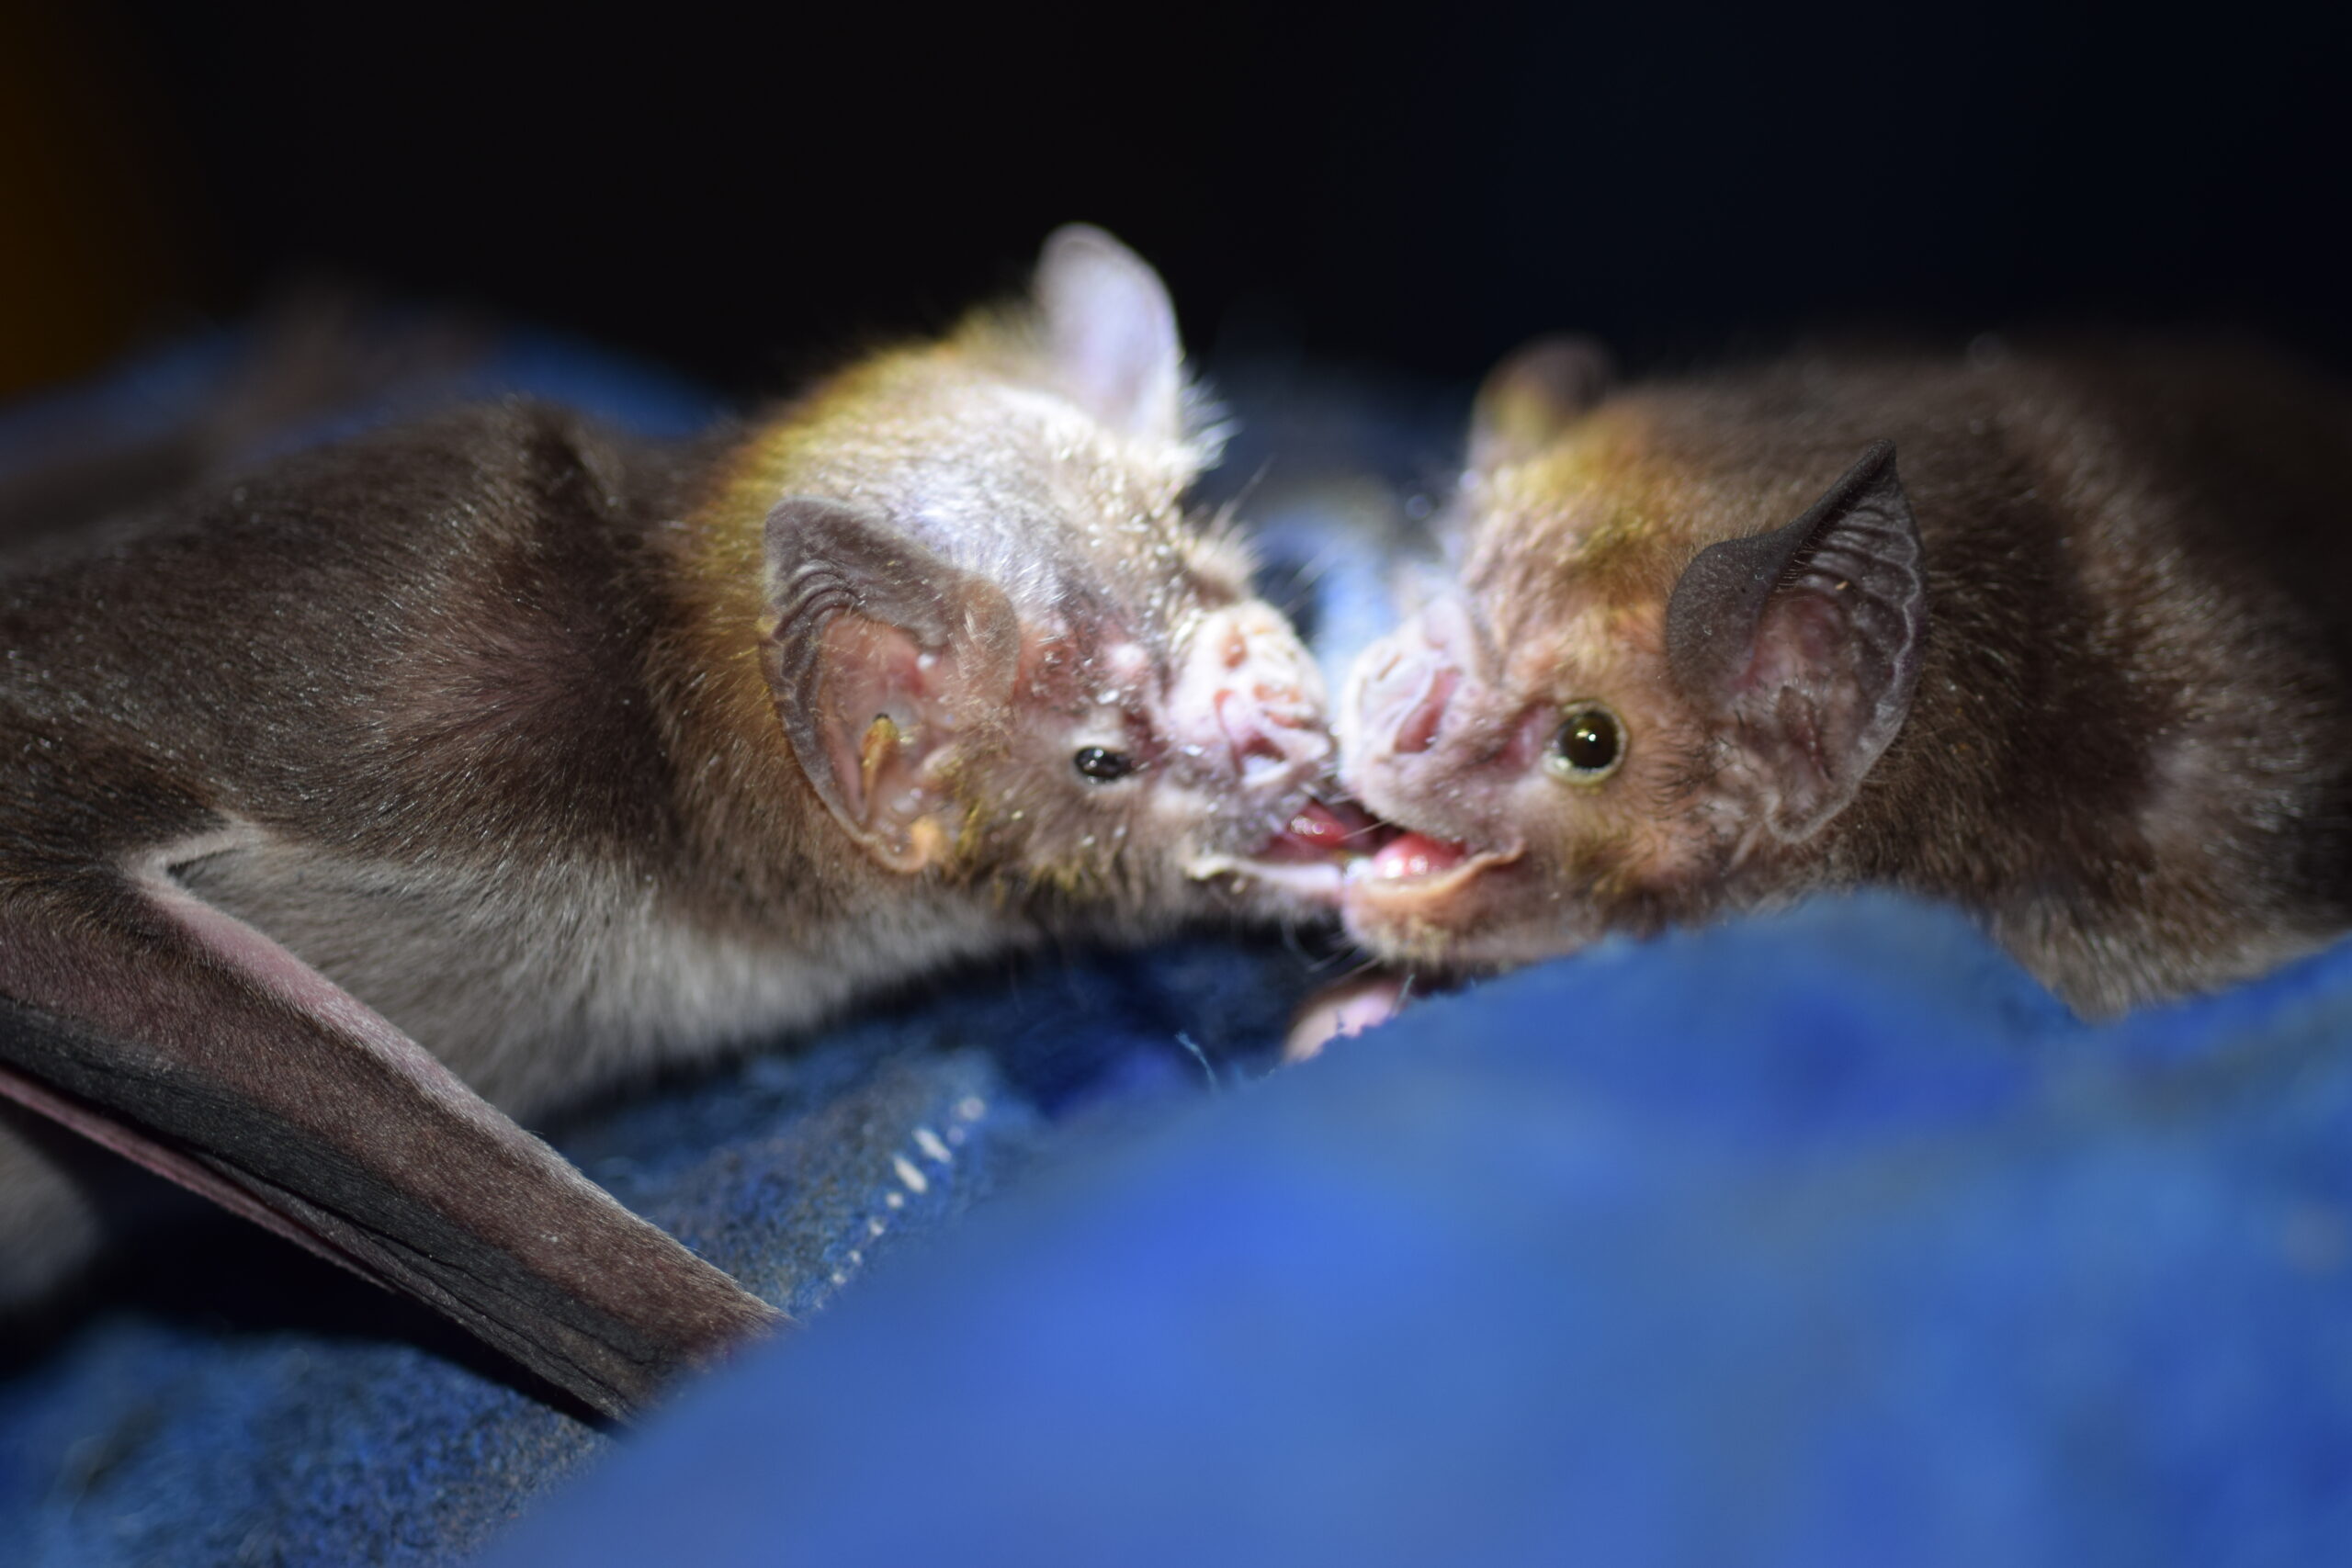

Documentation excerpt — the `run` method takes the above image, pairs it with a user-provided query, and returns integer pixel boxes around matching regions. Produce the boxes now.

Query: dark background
[3,1,2346,405]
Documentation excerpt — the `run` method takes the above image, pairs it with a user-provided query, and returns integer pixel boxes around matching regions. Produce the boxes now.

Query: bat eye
[1546,701,1625,784]
[1073,746,1140,783]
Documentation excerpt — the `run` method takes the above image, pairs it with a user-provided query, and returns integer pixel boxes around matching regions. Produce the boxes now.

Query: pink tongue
[1374,831,1471,880]
[1262,799,1380,862]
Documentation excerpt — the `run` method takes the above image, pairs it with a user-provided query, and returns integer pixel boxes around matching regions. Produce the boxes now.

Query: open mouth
[1346,829,1520,901]
[1192,798,1392,902]
[1195,796,1519,911]
[1369,830,1470,880]
[1259,798,1385,862]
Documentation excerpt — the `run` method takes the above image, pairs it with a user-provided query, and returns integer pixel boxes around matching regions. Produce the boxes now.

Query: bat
[1335,333,2352,1015]
[0,227,1349,1418]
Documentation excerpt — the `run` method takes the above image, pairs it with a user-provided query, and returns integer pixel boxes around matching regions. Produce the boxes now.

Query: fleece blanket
[480,895,2352,1568]
[3,332,2350,1567]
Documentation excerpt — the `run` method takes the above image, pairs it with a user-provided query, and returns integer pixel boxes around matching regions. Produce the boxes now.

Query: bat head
[753,227,1344,929]
[1336,344,1928,968]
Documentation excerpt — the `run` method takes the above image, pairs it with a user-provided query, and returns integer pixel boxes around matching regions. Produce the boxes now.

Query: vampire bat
[0,227,1347,1418]
[1336,334,2352,1016]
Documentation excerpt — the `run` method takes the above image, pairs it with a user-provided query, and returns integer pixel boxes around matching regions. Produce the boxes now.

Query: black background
[6,1,2349,400]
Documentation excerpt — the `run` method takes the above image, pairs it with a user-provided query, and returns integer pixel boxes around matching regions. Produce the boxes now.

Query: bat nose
[1349,603,1474,758]
[1180,604,1331,793]
[1355,643,1459,755]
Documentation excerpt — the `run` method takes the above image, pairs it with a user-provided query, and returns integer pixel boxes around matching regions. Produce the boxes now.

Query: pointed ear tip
[1509,332,1615,370]
[1041,220,1120,255]
[1474,333,1616,441]
[1846,440,1910,507]
[1037,232,1176,343]
[1037,224,1158,288]
[1485,333,1612,381]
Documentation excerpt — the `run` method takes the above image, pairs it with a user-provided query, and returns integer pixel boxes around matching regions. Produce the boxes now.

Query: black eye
[1073,746,1139,783]
[1546,702,1624,783]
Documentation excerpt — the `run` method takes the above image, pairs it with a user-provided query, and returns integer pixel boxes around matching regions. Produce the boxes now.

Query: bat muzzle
[1170,600,1333,805]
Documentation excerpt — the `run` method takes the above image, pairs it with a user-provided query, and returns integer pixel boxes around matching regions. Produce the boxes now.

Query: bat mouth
[1188,798,1386,904]
[1344,830,1521,902]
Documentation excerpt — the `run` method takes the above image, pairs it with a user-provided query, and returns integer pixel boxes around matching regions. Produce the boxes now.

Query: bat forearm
[0,874,781,1419]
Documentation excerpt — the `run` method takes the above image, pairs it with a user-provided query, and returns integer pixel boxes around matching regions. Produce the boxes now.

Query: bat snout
[1170,602,1332,800]
[1344,598,1485,764]
[1354,644,1461,758]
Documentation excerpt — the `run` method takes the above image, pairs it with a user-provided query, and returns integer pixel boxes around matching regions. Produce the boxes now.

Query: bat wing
[0,866,783,1420]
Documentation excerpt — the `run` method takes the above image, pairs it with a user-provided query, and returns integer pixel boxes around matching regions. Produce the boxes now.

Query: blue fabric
[479,897,2352,1568]
[0,316,723,480]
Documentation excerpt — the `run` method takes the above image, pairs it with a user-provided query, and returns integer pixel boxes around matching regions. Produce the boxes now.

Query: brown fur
[1340,339,2352,1015]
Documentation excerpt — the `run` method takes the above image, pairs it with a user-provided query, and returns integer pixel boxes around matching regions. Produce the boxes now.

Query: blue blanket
[482,896,2352,1568]
[4,334,2350,1567]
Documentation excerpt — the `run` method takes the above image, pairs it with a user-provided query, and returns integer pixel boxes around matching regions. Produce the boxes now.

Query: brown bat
[0,227,1347,1418]
[1335,334,2352,1016]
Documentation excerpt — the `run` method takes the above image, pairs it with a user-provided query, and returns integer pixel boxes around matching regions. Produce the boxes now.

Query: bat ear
[1663,442,1927,841]
[1469,334,1616,467]
[1032,223,1186,442]
[763,496,1021,873]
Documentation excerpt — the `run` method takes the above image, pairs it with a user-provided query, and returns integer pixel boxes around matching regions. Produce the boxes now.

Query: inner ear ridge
[1799,485,1927,705]
[1787,536,1925,671]
[768,563,870,669]
[1666,443,1927,843]
[1795,509,1924,595]
[760,628,856,830]
[1769,460,1927,840]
